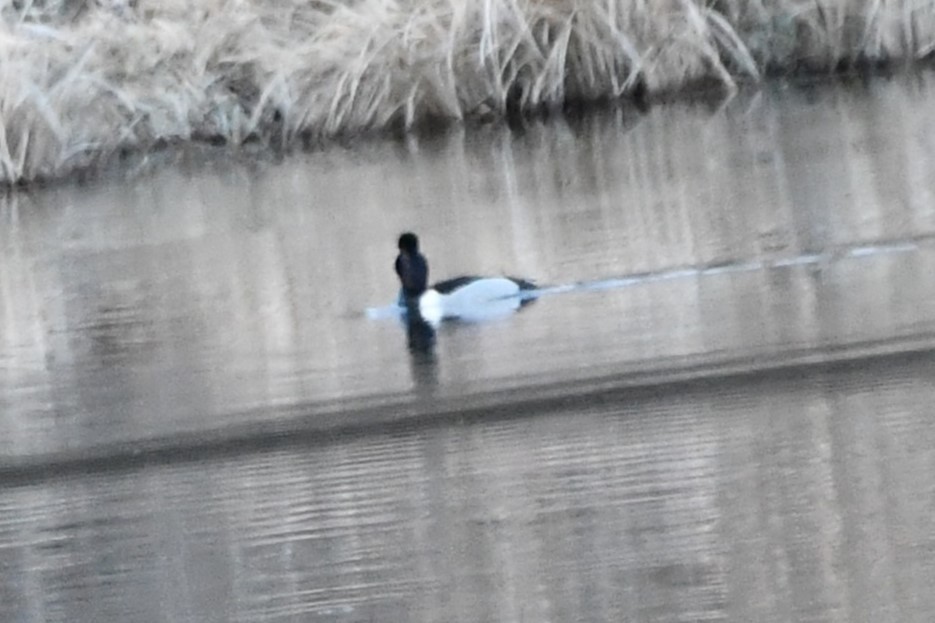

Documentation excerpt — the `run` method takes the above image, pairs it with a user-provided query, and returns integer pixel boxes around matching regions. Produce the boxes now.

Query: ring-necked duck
[395,232,536,324]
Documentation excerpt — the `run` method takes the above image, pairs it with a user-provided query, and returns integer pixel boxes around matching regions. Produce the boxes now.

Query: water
[2,356,934,622]
[2,74,935,620]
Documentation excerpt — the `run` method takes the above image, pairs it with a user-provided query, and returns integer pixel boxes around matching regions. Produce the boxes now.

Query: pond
[1,74,935,621]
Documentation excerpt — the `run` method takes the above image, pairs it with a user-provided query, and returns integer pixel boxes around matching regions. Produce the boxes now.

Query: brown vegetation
[1,0,933,185]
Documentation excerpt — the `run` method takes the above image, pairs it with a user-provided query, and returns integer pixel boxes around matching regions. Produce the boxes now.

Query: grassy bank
[1,0,933,186]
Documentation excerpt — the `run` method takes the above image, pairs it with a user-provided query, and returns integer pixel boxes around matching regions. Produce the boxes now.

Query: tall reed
[0,0,933,186]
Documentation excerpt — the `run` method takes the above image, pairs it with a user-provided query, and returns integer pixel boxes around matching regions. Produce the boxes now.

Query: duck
[395,232,537,325]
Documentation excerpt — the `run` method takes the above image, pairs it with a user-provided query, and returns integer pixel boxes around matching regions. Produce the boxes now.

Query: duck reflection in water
[404,308,439,392]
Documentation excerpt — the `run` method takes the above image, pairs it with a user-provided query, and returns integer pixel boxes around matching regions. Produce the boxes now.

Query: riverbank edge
[3,63,924,194]
[2,330,933,488]
[8,0,935,188]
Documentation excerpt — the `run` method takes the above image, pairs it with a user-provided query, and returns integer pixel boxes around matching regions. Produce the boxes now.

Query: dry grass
[0,0,933,185]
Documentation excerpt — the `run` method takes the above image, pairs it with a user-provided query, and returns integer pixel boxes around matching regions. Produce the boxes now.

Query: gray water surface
[3,354,934,622]
[2,75,935,621]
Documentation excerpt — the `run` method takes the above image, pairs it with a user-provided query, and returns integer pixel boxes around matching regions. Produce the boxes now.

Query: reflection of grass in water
[0,0,931,185]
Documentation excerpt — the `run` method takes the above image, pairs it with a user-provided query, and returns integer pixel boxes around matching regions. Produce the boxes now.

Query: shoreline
[2,0,934,188]
[3,330,934,488]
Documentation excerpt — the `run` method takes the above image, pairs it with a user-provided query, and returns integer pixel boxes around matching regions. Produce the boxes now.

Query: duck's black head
[398,232,420,254]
